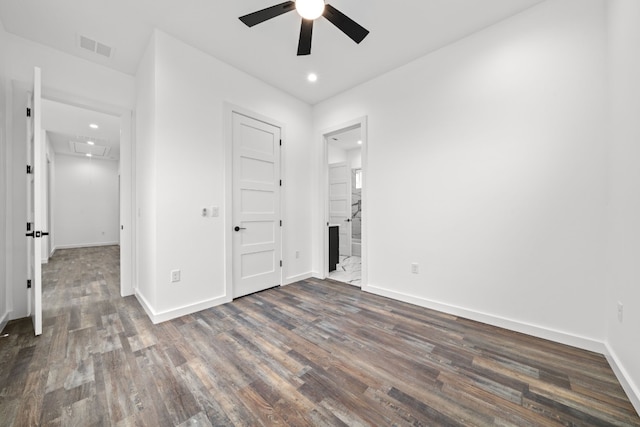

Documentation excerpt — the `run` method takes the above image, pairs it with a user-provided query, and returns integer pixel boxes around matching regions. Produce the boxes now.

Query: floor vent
[78,35,113,59]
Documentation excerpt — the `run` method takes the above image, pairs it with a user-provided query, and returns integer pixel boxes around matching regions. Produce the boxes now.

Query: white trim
[135,290,231,324]
[284,272,313,285]
[363,284,606,354]
[605,343,640,416]
[54,242,119,250]
[0,311,10,333]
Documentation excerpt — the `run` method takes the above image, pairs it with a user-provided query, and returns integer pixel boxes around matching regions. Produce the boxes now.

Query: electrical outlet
[411,263,419,274]
[171,269,181,283]
[617,302,623,323]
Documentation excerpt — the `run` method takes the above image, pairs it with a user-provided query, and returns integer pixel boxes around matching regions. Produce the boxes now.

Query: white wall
[43,133,55,259]
[327,146,361,168]
[6,34,134,319]
[605,0,640,411]
[314,0,608,350]
[135,30,313,321]
[327,144,347,163]
[0,19,9,331]
[347,148,361,170]
[134,33,158,309]
[53,154,119,249]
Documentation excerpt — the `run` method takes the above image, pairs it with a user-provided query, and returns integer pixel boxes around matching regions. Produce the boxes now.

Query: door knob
[234,226,247,232]
[344,218,351,222]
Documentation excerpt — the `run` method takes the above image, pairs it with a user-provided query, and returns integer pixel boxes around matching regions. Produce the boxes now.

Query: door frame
[41,87,135,297]
[320,116,368,286]
[224,103,285,300]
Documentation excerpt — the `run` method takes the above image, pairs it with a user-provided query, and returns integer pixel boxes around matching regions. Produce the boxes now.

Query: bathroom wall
[348,148,362,241]
[351,168,362,240]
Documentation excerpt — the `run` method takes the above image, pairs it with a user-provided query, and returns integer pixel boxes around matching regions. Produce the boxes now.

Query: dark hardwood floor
[1,246,639,426]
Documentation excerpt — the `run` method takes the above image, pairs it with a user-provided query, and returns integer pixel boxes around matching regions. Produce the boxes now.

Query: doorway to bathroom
[324,121,365,286]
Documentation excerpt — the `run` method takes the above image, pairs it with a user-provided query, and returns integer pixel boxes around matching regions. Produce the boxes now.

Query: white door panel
[232,113,281,298]
[27,67,43,336]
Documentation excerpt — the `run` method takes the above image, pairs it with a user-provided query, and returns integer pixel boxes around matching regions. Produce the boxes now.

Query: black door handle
[25,232,35,238]
[41,232,49,236]
[234,226,247,232]
[344,218,351,222]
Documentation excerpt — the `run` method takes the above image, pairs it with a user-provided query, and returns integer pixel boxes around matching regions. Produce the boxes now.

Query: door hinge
[26,108,31,117]
[27,279,32,289]
[279,180,282,186]
[280,220,282,227]
[279,139,282,146]
[27,222,32,231]
[27,165,32,174]
[280,260,283,267]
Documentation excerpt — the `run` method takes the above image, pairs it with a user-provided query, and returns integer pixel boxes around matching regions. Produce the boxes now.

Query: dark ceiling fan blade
[239,1,296,27]
[297,19,314,56]
[323,4,369,44]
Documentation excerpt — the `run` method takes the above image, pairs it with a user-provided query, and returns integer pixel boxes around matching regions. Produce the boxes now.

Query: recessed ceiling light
[89,123,99,129]
[307,73,318,82]
[87,141,95,145]
[86,153,92,157]
[357,140,362,145]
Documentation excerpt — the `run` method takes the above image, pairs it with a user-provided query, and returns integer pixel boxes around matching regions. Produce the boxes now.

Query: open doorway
[323,118,367,287]
[39,96,133,297]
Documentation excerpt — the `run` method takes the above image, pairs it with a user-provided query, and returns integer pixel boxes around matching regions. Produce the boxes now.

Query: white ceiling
[42,99,121,160]
[0,0,544,105]
[328,126,361,151]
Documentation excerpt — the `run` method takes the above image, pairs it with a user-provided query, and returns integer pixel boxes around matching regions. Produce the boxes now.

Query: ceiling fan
[239,0,369,56]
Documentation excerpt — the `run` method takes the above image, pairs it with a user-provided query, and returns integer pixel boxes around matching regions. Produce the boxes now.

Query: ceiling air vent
[68,140,111,158]
[78,35,113,59]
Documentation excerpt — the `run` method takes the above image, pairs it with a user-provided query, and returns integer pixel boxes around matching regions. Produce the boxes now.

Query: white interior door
[329,162,351,257]
[26,66,43,336]
[232,112,281,298]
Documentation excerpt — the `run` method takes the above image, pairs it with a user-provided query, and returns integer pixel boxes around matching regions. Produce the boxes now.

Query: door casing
[321,117,368,286]
[39,87,135,297]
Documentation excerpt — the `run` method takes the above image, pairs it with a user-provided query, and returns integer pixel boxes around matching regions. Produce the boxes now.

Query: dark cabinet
[329,226,339,272]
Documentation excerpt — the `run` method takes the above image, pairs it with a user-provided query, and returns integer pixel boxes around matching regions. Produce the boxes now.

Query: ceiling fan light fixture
[296,0,325,20]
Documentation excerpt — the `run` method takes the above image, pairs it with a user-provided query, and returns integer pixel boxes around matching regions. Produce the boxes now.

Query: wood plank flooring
[1,246,639,426]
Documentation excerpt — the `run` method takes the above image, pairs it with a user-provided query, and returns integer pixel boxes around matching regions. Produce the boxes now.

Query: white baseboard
[54,242,119,250]
[0,310,10,334]
[284,272,313,285]
[362,284,605,354]
[604,343,640,416]
[135,290,232,324]
[311,271,325,280]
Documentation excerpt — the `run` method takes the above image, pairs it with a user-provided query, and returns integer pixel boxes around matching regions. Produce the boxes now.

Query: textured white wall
[53,154,119,248]
[0,19,9,330]
[313,0,608,349]
[135,30,313,319]
[134,34,158,309]
[605,0,640,411]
